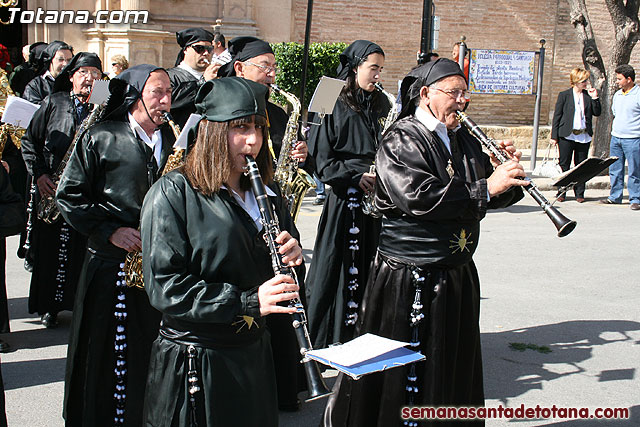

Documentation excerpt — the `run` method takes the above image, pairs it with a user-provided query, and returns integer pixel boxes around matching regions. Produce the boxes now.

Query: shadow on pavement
[6,297,33,321]
[2,357,66,390]
[2,317,70,350]
[483,320,640,403]
[491,204,557,214]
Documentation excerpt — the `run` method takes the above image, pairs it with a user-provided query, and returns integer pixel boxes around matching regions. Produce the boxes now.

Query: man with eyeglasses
[220,36,308,175]
[22,40,73,105]
[20,52,103,330]
[218,36,309,412]
[167,27,221,127]
[323,58,527,425]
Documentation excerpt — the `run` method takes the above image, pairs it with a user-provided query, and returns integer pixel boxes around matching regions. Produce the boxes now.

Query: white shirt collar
[221,184,277,231]
[178,62,204,80]
[128,112,162,165]
[43,71,55,81]
[414,105,459,154]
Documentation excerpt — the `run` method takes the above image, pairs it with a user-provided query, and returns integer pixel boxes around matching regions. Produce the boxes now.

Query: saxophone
[0,68,25,153]
[270,84,316,222]
[361,83,398,218]
[123,111,184,289]
[37,101,105,224]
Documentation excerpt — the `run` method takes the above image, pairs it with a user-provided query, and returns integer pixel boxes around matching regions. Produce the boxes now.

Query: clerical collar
[178,62,204,80]
[128,112,162,165]
[414,105,460,154]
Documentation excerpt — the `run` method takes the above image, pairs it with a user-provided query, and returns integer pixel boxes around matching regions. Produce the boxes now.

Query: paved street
[2,187,639,426]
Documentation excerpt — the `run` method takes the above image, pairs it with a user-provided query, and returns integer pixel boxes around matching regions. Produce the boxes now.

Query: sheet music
[308,76,346,117]
[174,113,202,149]
[87,80,110,105]
[0,96,40,128]
[307,333,412,367]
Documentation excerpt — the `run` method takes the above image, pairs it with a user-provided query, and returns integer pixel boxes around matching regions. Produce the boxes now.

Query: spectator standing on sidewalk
[601,64,640,210]
[550,67,601,203]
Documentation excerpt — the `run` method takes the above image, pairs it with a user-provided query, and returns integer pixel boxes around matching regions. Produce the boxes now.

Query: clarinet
[244,155,332,401]
[456,111,577,237]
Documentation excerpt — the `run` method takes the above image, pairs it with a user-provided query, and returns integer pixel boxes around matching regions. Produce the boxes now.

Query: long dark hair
[338,53,386,113]
[184,115,273,195]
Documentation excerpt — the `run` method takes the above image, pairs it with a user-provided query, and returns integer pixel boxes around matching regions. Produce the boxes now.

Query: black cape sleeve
[55,130,122,244]
[141,174,262,323]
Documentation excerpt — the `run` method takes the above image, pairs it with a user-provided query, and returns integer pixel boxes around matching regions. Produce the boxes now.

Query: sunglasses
[190,44,214,55]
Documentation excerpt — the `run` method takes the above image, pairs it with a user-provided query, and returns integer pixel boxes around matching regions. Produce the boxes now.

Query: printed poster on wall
[469,49,536,95]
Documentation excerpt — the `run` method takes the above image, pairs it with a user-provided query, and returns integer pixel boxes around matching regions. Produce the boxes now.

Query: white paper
[87,80,110,105]
[308,76,346,117]
[174,113,202,149]
[307,333,411,367]
[0,96,40,128]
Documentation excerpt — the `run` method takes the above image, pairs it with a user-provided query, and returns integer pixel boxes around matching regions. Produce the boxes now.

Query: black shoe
[41,312,58,328]
[600,198,616,204]
[0,339,10,353]
[313,196,325,206]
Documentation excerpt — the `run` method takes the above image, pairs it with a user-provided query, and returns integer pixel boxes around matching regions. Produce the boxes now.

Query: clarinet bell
[547,207,577,237]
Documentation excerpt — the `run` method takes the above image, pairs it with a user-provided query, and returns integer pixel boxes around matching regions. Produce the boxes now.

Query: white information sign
[469,49,536,95]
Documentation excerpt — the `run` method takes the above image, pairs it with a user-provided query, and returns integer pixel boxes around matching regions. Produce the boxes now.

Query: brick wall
[289,0,640,127]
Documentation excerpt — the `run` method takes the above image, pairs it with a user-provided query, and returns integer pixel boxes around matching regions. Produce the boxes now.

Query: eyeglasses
[75,69,101,79]
[431,87,471,101]
[190,44,214,55]
[244,60,279,75]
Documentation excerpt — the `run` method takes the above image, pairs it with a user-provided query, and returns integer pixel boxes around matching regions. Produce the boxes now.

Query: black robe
[22,74,55,105]
[167,66,202,128]
[0,165,23,334]
[20,92,88,315]
[323,115,524,427]
[305,91,390,349]
[141,171,300,426]
[56,119,174,427]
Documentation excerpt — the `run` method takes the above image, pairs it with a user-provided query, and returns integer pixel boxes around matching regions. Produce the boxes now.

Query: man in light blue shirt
[602,64,640,210]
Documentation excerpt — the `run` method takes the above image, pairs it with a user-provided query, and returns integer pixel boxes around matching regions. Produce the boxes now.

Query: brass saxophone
[361,83,398,218]
[37,102,105,224]
[0,68,25,154]
[270,84,316,222]
[123,111,184,289]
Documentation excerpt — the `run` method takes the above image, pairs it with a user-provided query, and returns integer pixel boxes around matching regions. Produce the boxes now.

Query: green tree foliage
[271,42,348,111]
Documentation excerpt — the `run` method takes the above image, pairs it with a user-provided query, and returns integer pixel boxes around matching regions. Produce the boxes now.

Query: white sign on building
[469,49,536,95]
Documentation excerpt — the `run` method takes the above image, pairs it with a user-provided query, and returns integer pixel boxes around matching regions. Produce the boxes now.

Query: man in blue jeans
[601,64,640,210]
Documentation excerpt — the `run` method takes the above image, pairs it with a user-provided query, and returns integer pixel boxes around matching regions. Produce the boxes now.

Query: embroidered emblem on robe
[449,228,473,254]
[233,315,259,333]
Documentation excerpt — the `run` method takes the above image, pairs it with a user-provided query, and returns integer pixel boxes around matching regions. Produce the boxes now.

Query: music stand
[552,156,618,201]
[307,76,345,126]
